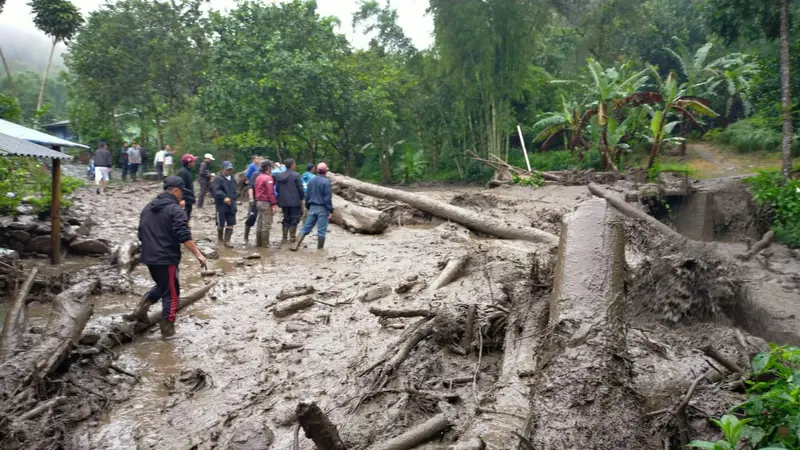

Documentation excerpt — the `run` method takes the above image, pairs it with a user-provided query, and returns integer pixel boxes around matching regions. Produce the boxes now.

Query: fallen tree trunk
[0,267,38,359]
[273,295,315,318]
[370,413,452,450]
[0,278,98,397]
[524,199,649,448]
[331,195,390,234]
[329,174,558,245]
[428,255,470,291]
[277,285,315,301]
[738,229,774,261]
[588,183,688,244]
[78,282,217,351]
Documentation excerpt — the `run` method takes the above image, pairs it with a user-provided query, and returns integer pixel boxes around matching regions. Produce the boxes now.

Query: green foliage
[0,70,68,123]
[512,171,544,188]
[0,93,22,122]
[28,0,83,42]
[745,171,800,248]
[0,157,83,215]
[693,345,800,449]
[394,148,426,184]
[713,117,796,153]
[648,160,693,182]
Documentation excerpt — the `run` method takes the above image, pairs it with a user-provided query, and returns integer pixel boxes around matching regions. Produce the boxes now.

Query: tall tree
[780,0,794,178]
[707,0,793,177]
[0,0,17,99]
[29,0,83,112]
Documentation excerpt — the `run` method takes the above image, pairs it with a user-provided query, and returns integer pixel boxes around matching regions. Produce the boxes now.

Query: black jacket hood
[149,192,179,212]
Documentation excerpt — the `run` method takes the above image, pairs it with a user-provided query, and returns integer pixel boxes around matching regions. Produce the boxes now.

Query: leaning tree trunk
[780,0,794,179]
[0,267,38,359]
[0,279,98,399]
[36,38,57,112]
[0,45,17,99]
[523,199,648,449]
[328,174,558,245]
[331,195,390,234]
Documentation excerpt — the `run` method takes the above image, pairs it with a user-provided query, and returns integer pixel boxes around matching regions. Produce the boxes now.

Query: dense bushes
[508,150,604,172]
[710,117,798,153]
[689,345,800,449]
[745,171,800,248]
[0,157,84,216]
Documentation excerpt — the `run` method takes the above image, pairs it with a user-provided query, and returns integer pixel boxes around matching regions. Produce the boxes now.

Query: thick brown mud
[1,176,798,450]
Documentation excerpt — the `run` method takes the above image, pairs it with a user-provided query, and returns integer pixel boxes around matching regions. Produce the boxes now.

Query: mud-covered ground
[3,176,800,449]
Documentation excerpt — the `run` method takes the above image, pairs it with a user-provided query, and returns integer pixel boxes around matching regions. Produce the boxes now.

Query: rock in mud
[9,230,31,243]
[273,295,315,318]
[26,235,51,254]
[356,284,392,302]
[69,238,111,255]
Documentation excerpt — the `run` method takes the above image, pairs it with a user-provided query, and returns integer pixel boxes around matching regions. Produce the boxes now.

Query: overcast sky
[0,0,434,50]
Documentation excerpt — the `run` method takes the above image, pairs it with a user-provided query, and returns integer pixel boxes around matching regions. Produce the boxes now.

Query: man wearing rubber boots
[126,176,206,339]
[213,161,238,247]
[293,163,333,251]
[275,158,304,245]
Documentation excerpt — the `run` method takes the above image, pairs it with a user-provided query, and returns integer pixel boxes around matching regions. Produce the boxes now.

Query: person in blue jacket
[292,163,333,251]
[301,163,316,193]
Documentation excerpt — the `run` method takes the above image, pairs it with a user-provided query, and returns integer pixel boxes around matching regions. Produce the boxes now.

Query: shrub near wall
[745,171,800,248]
[712,117,799,153]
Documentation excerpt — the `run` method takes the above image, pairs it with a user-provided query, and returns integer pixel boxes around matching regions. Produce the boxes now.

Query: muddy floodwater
[3,177,799,450]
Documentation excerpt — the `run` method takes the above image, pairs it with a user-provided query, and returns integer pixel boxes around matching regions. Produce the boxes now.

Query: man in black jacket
[212,161,238,247]
[197,153,214,208]
[177,154,198,221]
[125,176,206,339]
[275,158,304,244]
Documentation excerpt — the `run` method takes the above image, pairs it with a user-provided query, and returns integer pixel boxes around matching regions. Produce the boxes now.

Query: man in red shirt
[253,160,278,247]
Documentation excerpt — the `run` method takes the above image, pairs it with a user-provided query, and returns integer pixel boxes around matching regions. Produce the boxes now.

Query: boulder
[8,217,37,231]
[198,244,218,260]
[70,238,111,255]
[63,225,79,242]
[9,230,31,243]
[0,248,20,274]
[76,217,94,236]
[34,223,52,235]
[27,235,52,255]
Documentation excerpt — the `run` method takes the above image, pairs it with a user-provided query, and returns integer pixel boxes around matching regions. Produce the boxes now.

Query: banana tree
[586,58,649,171]
[641,72,718,168]
[531,95,594,159]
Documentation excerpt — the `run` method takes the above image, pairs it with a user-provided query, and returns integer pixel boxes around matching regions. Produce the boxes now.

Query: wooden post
[517,125,532,172]
[50,155,61,265]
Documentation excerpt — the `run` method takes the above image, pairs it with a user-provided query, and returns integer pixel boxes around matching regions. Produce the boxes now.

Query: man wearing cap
[254,160,278,247]
[126,176,206,339]
[178,154,198,221]
[275,158,304,244]
[293,162,333,250]
[212,161,238,247]
[197,153,215,208]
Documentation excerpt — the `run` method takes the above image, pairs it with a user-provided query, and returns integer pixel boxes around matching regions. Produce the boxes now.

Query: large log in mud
[329,174,558,245]
[0,267,38,359]
[0,278,98,397]
[79,282,217,351]
[525,199,648,448]
[331,194,390,234]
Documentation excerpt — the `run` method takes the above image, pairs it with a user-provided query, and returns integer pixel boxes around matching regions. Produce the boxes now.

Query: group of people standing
[127,152,332,339]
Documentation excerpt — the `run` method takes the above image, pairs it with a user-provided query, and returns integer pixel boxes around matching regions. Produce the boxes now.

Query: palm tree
[29,0,83,112]
[0,0,16,99]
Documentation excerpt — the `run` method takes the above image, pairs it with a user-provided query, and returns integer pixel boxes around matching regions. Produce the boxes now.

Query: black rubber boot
[317,237,325,250]
[122,294,153,322]
[217,228,224,242]
[244,225,251,244]
[159,320,176,340]
[223,228,234,248]
[255,229,262,247]
[291,232,306,251]
[281,227,288,243]
[289,226,298,243]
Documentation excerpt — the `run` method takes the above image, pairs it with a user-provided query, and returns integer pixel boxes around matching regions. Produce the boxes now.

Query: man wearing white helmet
[292,162,333,250]
[197,153,215,208]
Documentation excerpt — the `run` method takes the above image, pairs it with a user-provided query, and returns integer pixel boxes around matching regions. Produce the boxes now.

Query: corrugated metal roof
[0,132,74,160]
[0,119,89,149]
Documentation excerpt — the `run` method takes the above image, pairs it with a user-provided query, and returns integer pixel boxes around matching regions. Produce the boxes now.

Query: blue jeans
[300,204,329,238]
